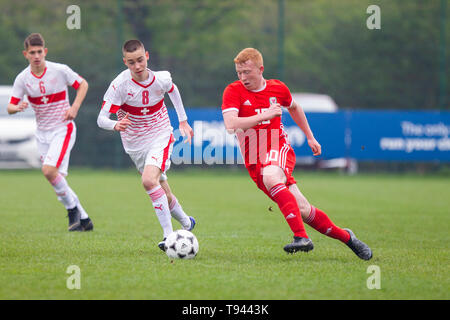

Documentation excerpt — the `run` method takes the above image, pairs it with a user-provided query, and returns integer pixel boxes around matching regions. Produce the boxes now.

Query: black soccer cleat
[80,217,94,231]
[344,228,372,260]
[283,236,314,254]
[158,238,166,252]
[67,207,82,231]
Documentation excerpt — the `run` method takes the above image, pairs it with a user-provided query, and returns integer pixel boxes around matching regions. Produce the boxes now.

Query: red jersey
[222,79,294,166]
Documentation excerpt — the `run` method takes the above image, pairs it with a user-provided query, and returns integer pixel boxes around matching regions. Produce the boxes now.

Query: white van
[289,93,357,173]
[0,85,40,168]
[291,93,338,112]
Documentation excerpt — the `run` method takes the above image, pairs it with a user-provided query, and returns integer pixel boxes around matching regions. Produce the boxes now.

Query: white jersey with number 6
[10,61,83,131]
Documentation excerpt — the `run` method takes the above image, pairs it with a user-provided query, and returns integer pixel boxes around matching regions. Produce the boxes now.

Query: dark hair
[122,39,144,55]
[24,33,45,50]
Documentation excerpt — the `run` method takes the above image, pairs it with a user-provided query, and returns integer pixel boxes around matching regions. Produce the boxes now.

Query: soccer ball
[164,229,199,259]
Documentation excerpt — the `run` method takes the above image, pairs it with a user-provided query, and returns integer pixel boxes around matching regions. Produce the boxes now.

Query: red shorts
[246,143,297,198]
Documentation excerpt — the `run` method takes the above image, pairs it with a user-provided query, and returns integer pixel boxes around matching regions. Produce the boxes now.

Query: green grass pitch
[0,168,448,299]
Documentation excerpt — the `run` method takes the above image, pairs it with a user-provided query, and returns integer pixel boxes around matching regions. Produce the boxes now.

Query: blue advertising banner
[167,108,450,164]
[283,112,348,161]
[349,111,450,161]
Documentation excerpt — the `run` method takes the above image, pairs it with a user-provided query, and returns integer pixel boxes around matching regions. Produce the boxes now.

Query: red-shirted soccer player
[222,48,372,259]
[97,40,195,251]
[7,33,93,232]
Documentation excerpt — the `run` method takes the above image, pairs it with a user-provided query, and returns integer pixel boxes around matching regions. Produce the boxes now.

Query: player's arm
[7,76,27,115]
[167,84,193,144]
[98,81,131,131]
[7,101,28,115]
[65,79,88,121]
[97,107,131,131]
[288,100,321,156]
[222,103,282,133]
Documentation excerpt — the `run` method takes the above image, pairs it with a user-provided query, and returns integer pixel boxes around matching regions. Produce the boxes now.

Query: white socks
[50,174,77,210]
[147,185,173,239]
[67,186,89,219]
[50,174,89,219]
[147,186,192,238]
[169,196,191,230]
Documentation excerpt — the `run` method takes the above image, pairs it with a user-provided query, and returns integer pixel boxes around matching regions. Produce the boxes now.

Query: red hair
[234,48,263,67]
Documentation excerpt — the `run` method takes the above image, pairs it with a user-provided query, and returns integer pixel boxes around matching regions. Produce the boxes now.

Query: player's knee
[142,175,159,191]
[299,202,312,220]
[42,165,58,181]
[263,176,277,191]
[262,166,286,190]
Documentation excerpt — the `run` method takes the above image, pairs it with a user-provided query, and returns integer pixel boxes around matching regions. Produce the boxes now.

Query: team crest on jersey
[269,97,277,105]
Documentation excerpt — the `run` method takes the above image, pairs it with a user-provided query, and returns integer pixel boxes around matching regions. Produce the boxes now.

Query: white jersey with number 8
[102,69,174,153]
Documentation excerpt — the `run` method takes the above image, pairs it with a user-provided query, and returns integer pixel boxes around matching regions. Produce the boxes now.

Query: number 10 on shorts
[266,150,279,163]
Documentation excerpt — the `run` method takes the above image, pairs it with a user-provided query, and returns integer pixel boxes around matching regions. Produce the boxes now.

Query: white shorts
[35,122,76,176]
[128,131,174,178]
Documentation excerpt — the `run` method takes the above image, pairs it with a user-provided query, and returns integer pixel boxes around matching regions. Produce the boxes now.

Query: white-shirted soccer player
[97,40,195,251]
[7,33,93,232]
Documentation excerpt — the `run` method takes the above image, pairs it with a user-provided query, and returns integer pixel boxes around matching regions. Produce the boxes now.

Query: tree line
[0,0,448,167]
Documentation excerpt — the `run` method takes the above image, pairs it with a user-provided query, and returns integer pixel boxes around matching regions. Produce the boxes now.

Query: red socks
[304,206,350,243]
[269,184,308,238]
[268,183,350,243]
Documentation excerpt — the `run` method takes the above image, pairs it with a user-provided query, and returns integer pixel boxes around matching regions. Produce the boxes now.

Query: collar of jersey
[30,66,47,79]
[131,70,155,88]
[249,79,266,93]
